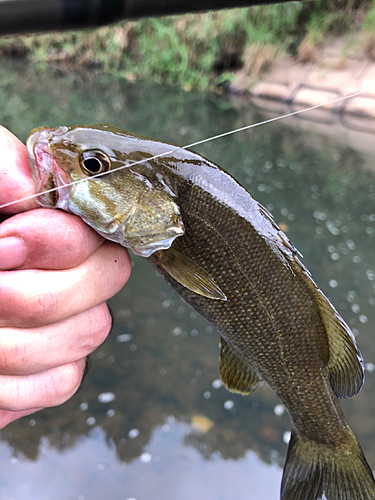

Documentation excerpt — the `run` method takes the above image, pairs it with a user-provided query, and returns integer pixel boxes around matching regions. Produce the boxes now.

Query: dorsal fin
[314,288,364,398]
[219,337,262,395]
[291,256,364,399]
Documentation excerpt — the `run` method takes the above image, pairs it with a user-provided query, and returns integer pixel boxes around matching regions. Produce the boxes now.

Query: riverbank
[1,2,375,118]
[238,33,375,119]
[1,2,375,97]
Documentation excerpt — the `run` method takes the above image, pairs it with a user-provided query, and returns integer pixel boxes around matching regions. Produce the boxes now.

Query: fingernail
[0,236,26,270]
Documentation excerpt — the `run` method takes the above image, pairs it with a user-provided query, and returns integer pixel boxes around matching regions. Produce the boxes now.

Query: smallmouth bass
[27,124,375,500]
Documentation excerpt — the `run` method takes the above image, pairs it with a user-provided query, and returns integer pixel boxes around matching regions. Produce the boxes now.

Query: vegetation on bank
[1,0,375,91]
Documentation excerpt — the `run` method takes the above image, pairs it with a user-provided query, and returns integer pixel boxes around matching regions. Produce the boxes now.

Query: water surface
[1,59,375,500]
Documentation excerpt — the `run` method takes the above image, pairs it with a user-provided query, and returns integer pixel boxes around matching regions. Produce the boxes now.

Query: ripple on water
[274,404,285,416]
[98,392,116,404]
[283,431,291,444]
[139,452,152,463]
[116,333,132,343]
[224,400,235,410]
[128,429,140,439]
[212,379,222,389]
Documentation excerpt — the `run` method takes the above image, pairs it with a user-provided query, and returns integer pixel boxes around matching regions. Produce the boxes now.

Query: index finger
[0,126,37,214]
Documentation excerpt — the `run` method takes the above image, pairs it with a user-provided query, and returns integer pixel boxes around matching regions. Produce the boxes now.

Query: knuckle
[50,361,84,405]
[105,243,132,290]
[82,305,112,353]
[0,361,85,411]
[24,289,60,326]
[93,304,113,344]
[0,337,27,374]
[118,247,132,282]
[0,273,60,327]
[0,374,30,411]
[70,217,96,262]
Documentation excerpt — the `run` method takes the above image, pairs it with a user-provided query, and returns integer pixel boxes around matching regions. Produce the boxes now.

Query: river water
[1,59,375,500]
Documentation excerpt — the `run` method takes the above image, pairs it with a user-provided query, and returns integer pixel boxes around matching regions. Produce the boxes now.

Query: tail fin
[281,430,375,500]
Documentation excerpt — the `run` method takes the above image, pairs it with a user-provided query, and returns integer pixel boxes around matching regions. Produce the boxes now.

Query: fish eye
[80,150,111,176]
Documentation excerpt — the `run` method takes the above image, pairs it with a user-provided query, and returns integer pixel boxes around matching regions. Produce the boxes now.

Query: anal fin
[219,337,261,395]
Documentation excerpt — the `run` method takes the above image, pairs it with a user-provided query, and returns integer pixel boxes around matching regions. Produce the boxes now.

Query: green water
[1,59,375,500]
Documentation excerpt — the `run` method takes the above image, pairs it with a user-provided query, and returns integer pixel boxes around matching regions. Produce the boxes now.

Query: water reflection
[1,59,375,498]
[0,424,281,500]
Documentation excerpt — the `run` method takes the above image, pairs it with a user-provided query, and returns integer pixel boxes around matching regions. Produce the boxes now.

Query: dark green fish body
[27,124,375,500]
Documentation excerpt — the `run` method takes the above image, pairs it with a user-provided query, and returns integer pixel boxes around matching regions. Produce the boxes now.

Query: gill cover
[63,168,185,258]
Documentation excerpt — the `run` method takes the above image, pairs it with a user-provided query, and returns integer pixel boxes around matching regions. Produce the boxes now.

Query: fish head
[27,124,184,257]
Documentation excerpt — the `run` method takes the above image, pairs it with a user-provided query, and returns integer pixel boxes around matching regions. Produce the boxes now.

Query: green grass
[363,0,375,31]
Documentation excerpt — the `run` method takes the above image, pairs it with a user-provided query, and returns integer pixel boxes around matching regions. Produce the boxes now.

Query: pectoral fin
[153,247,227,301]
[219,337,262,394]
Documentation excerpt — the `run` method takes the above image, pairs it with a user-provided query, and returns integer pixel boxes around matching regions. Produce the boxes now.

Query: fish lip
[27,127,71,208]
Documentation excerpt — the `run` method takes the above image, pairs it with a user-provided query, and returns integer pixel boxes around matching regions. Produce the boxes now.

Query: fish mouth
[27,127,71,208]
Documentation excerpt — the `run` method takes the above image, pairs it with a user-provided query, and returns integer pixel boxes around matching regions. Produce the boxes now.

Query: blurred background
[1,1,375,499]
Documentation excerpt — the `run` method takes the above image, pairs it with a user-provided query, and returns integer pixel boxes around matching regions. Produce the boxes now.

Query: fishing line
[0,90,365,211]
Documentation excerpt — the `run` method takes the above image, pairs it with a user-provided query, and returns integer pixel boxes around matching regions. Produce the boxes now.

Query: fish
[27,123,375,500]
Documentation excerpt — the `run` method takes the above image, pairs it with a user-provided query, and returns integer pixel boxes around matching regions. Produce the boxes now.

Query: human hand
[0,126,131,428]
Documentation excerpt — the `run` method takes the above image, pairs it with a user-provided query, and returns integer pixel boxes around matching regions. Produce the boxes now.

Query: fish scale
[145,158,366,446]
[153,182,325,384]
[27,123,375,500]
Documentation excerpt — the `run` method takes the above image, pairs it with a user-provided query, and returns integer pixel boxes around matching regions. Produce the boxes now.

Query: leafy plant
[0,1,374,91]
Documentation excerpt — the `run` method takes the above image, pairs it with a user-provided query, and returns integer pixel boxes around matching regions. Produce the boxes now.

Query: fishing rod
[0,0,300,35]
[0,91,365,212]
